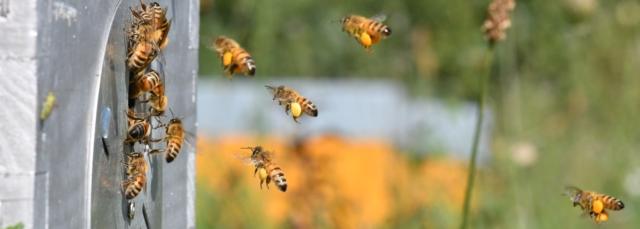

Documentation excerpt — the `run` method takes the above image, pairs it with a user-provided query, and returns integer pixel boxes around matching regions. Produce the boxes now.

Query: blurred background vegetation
[196,0,640,228]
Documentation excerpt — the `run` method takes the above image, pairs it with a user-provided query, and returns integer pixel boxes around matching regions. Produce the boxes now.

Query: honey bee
[213,36,256,77]
[147,2,171,50]
[130,69,163,99]
[143,84,167,116]
[122,152,148,199]
[340,14,392,51]
[127,24,157,73]
[241,146,288,192]
[129,70,167,116]
[151,117,185,163]
[265,85,318,123]
[130,0,171,50]
[565,186,624,223]
[125,111,151,144]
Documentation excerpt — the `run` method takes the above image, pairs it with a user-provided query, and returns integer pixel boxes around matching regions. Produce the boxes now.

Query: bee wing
[564,186,582,197]
[265,85,277,94]
[265,85,282,101]
[232,148,260,166]
[152,44,167,75]
[370,14,387,22]
[181,131,197,153]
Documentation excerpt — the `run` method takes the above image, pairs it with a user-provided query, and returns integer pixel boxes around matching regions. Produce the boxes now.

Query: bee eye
[383,28,392,36]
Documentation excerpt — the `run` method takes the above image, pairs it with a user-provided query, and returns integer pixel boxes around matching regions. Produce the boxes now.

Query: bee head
[382,27,392,36]
[340,16,350,24]
[150,2,160,8]
[169,118,182,125]
[245,58,256,76]
[571,193,582,207]
[251,146,263,157]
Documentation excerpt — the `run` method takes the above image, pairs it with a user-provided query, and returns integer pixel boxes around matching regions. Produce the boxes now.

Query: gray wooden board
[34,0,197,228]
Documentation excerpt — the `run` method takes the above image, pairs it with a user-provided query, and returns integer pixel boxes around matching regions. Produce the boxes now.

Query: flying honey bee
[240,146,288,192]
[213,36,256,77]
[130,0,171,50]
[125,111,151,144]
[265,85,318,123]
[151,117,185,163]
[340,14,392,51]
[565,186,624,223]
[122,152,148,199]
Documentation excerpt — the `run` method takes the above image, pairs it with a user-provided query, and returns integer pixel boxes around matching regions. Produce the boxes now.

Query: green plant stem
[460,45,495,229]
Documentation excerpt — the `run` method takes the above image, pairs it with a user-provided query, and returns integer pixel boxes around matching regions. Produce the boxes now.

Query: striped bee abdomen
[296,97,318,117]
[123,175,146,199]
[268,165,287,192]
[600,195,625,210]
[165,135,183,163]
[127,41,156,73]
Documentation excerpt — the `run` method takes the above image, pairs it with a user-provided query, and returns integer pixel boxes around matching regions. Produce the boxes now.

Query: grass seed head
[482,0,516,44]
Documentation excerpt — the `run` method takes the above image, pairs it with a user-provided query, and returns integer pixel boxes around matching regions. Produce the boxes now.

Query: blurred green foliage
[3,223,24,229]
[198,0,640,228]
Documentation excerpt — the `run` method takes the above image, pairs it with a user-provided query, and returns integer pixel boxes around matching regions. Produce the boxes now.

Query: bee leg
[253,167,258,177]
[284,103,290,114]
[223,65,233,79]
[266,176,272,189]
[148,149,163,155]
[121,180,130,192]
[124,137,135,144]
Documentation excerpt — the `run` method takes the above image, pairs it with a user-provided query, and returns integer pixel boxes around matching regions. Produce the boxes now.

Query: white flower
[624,166,640,197]
[510,142,537,167]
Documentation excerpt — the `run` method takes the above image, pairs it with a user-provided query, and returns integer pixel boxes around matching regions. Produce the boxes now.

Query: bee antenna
[240,146,254,151]
[169,108,175,118]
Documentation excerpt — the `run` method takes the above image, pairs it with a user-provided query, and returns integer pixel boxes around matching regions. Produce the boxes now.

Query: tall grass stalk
[460,44,495,229]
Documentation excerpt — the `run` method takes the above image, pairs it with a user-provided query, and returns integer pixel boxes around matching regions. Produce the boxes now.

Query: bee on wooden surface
[565,186,624,223]
[142,84,167,116]
[213,36,256,77]
[122,152,148,199]
[125,110,151,144]
[151,117,185,163]
[128,68,167,116]
[129,69,163,99]
[265,85,318,123]
[126,23,157,73]
[240,146,288,192]
[130,0,171,50]
[340,14,391,51]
